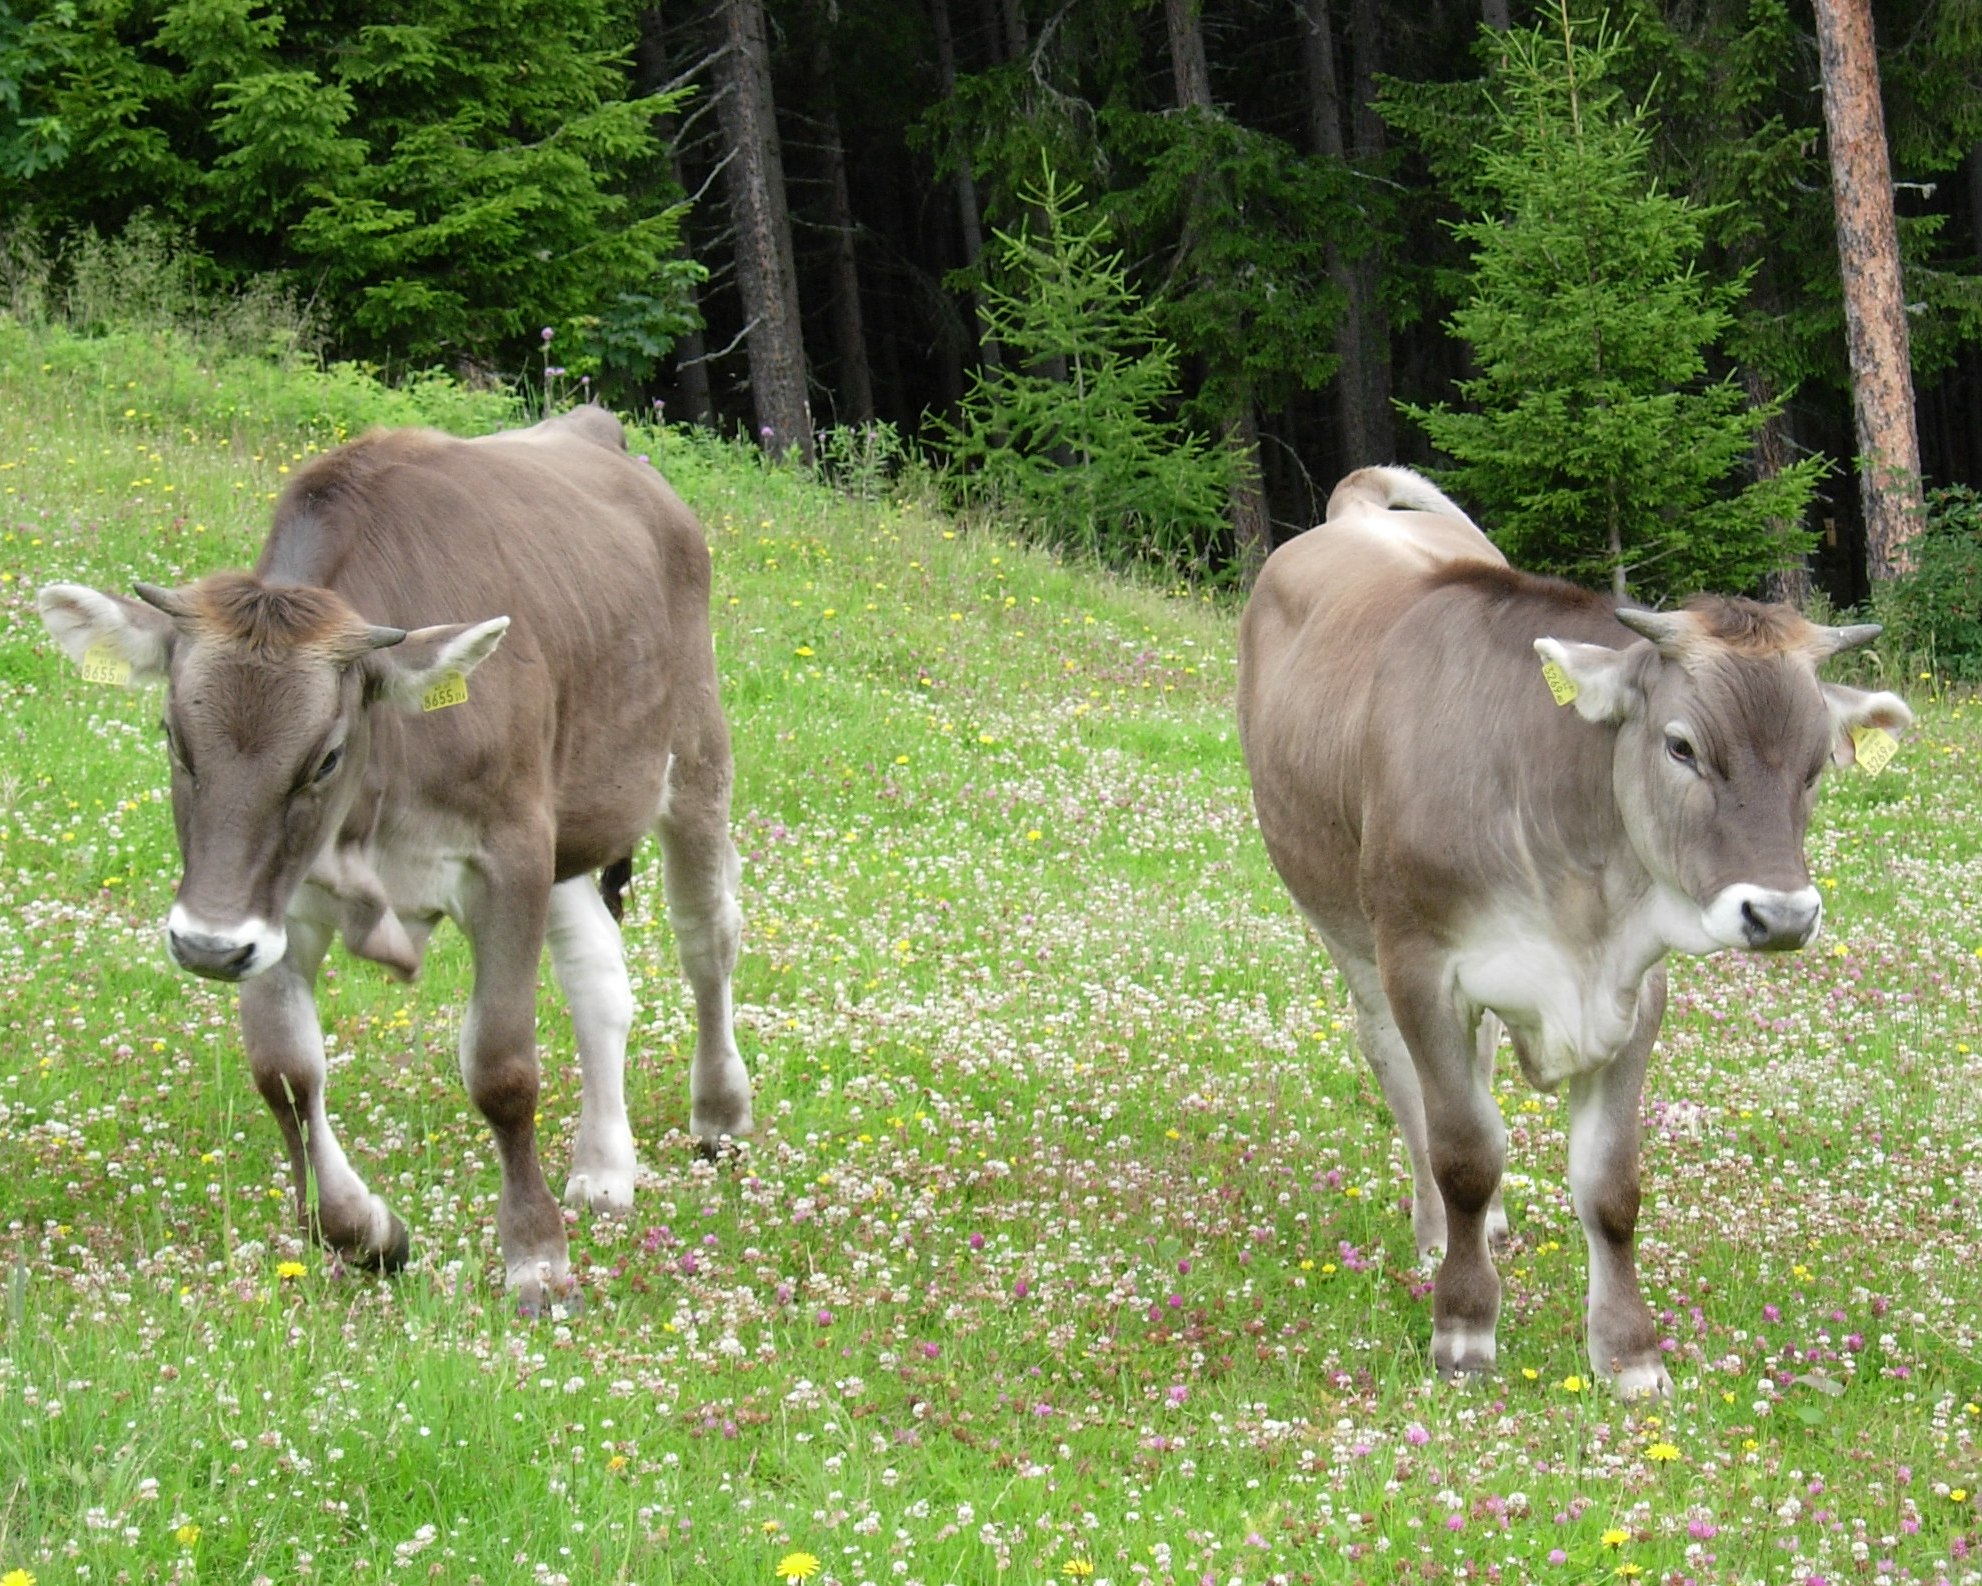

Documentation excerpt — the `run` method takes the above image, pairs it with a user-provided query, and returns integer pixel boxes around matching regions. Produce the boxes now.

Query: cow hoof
[692,1133,747,1166]
[350,1212,412,1275]
[513,1273,583,1321]
[1432,1326,1498,1380]
[564,1168,639,1216]
[1608,1360,1673,1401]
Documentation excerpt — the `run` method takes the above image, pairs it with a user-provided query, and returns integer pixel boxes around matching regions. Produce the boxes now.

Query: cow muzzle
[1701,884,1823,952]
[165,905,287,981]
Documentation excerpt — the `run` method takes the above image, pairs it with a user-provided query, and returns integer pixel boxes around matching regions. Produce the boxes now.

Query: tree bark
[1481,0,1511,32]
[715,0,814,463]
[636,7,713,425]
[1813,0,1922,580]
[1167,0,1269,574]
[812,28,874,424]
[1345,0,1395,464]
[1745,365,1813,607]
[931,0,1001,375]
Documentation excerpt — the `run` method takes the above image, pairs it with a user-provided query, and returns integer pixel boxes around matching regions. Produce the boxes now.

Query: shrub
[1872,486,1982,680]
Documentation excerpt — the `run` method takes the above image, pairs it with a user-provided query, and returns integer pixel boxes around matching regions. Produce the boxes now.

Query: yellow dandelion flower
[1615,1565,1643,1579]
[1601,1528,1629,1548]
[775,1552,821,1583]
[1646,1442,1681,1462]
[1560,1375,1585,1393]
[1521,1367,1540,1381]
[175,1523,202,1547]
[1062,1562,1095,1579]
[4,1569,38,1586]
[606,1454,628,1472]
[1953,1488,1970,1504]
[276,1261,306,1281]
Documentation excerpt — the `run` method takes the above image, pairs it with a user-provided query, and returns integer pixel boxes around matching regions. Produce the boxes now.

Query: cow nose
[167,927,259,980]
[1738,889,1822,951]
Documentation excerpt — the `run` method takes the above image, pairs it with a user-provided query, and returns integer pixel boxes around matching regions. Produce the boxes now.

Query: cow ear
[365,617,510,708]
[1533,636,1646,723]
[1822,683,1913,767]
[38,583,175,685]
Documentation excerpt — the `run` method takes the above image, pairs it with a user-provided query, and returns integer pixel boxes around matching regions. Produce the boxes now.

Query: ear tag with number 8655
[421,672,469,712]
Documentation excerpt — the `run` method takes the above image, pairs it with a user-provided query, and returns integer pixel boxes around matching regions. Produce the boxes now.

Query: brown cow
[39,408,749,1312]
[1238,466,1911,1395]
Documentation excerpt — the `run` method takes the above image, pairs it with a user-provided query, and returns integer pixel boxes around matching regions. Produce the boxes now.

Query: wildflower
[175,1523,202,1547]
[1953,1488,1970,1503]
[1560,1375,1585,1393]
[774,1553,821,1583]
[1601,1528,1629,1547]
[1061,1561,1095,1579]
[4,1571,37,1586]
[606,1454,628,1472]
[276,1261,306,1281]
[541,327,554,342]
[1546,1549,1566,1565]
[1646,1442,1681,1462]
[1615,1566,1643,1579]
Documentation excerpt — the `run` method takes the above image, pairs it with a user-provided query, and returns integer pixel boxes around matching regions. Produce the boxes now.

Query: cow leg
[1566,968,1670,1399]
[1317,929,1508,1264]
[1381,947,1506,1378]
[457,849,571,1314]
[546,876,642,1214]
[239,914,410,1270]
[658,751,751,1145]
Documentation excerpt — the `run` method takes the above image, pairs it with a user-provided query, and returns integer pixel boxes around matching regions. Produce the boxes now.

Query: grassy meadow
[0,318,1978,1586]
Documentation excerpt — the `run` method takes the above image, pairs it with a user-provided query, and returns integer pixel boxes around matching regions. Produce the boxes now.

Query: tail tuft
[1325,466,1480,532]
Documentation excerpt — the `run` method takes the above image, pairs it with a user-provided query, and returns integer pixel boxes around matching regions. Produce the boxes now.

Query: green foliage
[1105,107,1349,426]
[0,0,701,383]
[932,165,1237,574]
[1396,7,1823,599]
[1872,485,1982,679]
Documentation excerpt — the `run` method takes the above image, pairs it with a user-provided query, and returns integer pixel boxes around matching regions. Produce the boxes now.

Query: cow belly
[1452,926,1649,1089]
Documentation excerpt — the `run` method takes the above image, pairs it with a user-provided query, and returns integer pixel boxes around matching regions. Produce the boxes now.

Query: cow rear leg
[1382,948,1506,1378]
[547,876,642,1215]
[239,916,410,1271]
[659,756,751,1146]
[459,851,571,1314]
[1568,970,1670,1399]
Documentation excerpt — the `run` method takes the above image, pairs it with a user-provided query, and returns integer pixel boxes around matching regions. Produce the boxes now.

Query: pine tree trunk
[1167,0,1268,574]
[1346,0,1395,463]
[1813,0,1922,580]
[813,30,874,425]
[1746,365,1813,607]
[715,0,814,463]
[637,7,713,425]
[931,0,1001,375]
[1481,0,1511,32]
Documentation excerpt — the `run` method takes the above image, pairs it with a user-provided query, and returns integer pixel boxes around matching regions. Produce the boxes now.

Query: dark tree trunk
[1745,365,1813,607]
[931,0,1000,374]
[636,8,713,425]
[1813,0,1922,580]
[715,0,814,463]
[1298,0,1367,485]
[1482,0,1511,32]
[1167,0,1269,574]
[812,29,874,425]
[1345,0,1395,464]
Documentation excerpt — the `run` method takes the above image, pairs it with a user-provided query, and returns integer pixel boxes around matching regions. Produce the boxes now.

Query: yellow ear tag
[421,671,468,712]
[80,643,132,687]
[1540,657,1579,707]
[1850,725,1898,776]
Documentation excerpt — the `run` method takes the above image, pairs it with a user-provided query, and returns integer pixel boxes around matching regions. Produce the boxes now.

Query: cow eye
[161,721,191,774]
[1665,732,1698,769]
[312,745,345,785]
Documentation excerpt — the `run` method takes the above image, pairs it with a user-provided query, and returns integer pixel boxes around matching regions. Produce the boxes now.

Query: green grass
[1,316,1979,1585]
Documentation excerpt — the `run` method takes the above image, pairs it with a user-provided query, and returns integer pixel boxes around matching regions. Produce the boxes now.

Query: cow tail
[600,856,634,924]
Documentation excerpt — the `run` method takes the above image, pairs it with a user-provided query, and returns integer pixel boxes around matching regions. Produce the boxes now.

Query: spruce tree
[1400,4,1824,601]
[935,164,1236,574]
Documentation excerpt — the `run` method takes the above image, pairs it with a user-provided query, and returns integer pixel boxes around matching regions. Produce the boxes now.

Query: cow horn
[365,625,408,650]
[133,581,194,620]
[1613,607,1691,650]
[1811,622,1881,658]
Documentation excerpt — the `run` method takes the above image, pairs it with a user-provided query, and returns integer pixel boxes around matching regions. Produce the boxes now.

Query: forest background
[3,0,1980,606]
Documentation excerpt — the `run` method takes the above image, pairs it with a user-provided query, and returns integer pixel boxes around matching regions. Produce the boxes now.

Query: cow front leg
[459,855,570,1314]
[1383,949,1506,1378]
[658,754,751,1146]
[1567,969,1669,1399]
[239,915,410,1271]
[546,876,642,1214]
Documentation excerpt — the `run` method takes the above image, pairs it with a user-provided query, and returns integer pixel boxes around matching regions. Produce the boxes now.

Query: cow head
[1534,599,1911,955]
[39,573,507,981]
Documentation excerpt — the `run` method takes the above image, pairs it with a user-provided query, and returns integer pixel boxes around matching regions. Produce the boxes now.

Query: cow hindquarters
[239,915,410,1271]
[458,840,572,1314]
[1381,946,1507,1378]
[1566,968,1670,1399]
[659,744,751,1146]
[547,877,642,1214]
